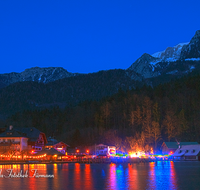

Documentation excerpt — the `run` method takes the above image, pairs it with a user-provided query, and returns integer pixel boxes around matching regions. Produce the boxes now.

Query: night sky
[0,0,199,74]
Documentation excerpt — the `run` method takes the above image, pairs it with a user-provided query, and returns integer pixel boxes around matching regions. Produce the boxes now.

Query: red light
[170,151,173,154]
[76,149,79,153]
[86,150,89,153]
[31,150,34,154]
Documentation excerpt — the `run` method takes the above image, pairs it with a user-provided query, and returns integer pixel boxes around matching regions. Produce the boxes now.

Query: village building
[45,137,69,154]
[161,142,199,154]
[0,126,28,153]
[35,148,65,161]
[16,127,47,153]
[0,126,47,154]
[95,144,116,156]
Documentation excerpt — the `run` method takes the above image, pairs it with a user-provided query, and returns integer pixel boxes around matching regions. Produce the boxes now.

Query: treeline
[5,74,200,152]
[0,69,143,116]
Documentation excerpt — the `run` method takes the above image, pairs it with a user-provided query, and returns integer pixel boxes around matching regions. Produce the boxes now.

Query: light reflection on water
[148,161,177,190]
[0,162,199,190]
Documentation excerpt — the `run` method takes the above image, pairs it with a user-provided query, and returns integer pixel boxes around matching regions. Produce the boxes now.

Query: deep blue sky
[0,0,199,74]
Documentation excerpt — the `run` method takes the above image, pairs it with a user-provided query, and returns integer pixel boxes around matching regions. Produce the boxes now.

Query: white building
[0,126,28,152]
[173,144,200,161]
[95,144,116,156]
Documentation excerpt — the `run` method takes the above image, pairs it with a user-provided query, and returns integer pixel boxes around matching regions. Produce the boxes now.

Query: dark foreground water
[0,161,200,190]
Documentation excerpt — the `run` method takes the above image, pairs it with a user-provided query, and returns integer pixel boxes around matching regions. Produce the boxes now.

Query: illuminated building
[34,148,64,160]
[45,137,70,154]
[0,126,28,152]
[173,144,200,161]
[95,144,116,156]
[0,126,47,154]
[19,127,47,153]
[161,142,199,155]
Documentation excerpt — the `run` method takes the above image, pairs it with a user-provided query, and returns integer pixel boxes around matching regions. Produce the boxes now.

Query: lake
[0,161,200,190]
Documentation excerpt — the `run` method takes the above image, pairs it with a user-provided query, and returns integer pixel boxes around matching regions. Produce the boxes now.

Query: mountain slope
[0,69,144,116]
[0,67,78,87]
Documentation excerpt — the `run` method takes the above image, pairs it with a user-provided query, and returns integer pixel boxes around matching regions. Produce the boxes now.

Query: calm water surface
[0,161,200,190]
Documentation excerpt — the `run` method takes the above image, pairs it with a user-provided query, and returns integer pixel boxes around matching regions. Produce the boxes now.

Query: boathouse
[161,142,199,154]
[173,144,200,161]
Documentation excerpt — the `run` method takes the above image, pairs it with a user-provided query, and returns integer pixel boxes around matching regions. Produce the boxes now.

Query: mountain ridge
[0,30,200,117]
[0,30,200,87]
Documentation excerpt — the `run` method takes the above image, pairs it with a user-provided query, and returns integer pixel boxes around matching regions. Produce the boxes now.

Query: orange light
[86,150,89,153]
[76,149,79,153]
[170,151,173,154]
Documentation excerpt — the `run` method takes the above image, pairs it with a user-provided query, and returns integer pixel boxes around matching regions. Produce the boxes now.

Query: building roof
[0,126,47,144]
[46,137,59,146]
[46,137,70,147]
[16,127,47,144]
[173,144,200,156]
[96,144,116,147]
[0,128,26,138]
[34,148,64,156]
[163,142,199,149]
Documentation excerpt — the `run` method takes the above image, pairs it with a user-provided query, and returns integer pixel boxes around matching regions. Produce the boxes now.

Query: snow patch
[38,74,42,81]
[149,60,160,66]
[52,68,56,75]
[166,70,178,75]
[165,57,177,62]
[152,42,189,61]
[185,58,200,61]
[190,65,195,70]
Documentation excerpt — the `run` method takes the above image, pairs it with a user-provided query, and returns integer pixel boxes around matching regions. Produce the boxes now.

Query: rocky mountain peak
[20,67,75,83]
[127,30,200,79]
[152,42,188,61]
[127,53,160,78]
[180,30,200,59]
[0,67,78,86]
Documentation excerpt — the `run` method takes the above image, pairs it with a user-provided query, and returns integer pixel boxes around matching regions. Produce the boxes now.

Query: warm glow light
[57,148,63,150]
[129,151,145,158]
[150,148,154,154]
[76,149,79,153]
[86,150,89,153]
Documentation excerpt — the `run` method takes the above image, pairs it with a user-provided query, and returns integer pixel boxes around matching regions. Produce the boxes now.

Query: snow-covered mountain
[127,30,200,79]
[0,67,78,86]
[152,42,188,61]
